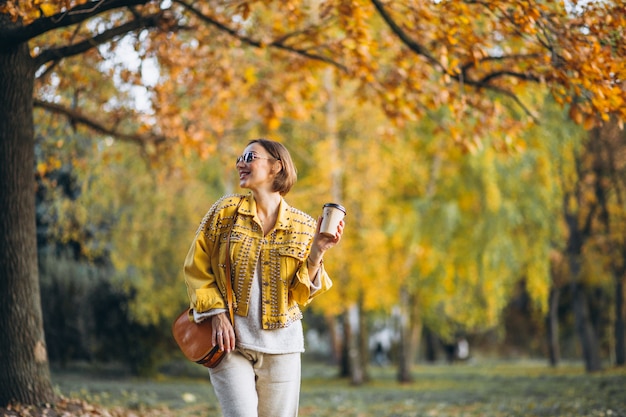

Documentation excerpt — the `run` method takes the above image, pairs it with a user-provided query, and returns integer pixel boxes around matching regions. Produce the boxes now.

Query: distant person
[183,138,345,417]
[457,338,469,360]
[374,341,387,366]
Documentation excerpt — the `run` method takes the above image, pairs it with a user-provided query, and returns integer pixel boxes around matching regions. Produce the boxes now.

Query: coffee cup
[319,203,346,237]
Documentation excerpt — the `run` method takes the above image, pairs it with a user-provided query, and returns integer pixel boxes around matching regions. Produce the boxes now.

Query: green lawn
[48,359,626,417]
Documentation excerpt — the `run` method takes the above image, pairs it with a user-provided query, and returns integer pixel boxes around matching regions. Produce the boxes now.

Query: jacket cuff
[195,288,226,313]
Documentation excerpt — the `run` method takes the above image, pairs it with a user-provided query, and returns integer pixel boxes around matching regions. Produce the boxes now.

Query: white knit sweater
[194,257,321,354]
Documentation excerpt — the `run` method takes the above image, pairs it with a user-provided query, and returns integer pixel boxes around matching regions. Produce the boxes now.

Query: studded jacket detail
[184,194,333,330]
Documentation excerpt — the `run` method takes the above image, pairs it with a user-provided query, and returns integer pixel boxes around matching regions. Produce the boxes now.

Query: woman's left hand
[309,217,345,262]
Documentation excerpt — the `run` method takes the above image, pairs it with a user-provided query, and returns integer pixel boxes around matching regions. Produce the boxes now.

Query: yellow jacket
[184,193,332,329]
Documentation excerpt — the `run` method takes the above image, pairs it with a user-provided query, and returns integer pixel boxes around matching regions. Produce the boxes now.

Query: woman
[183,138,344,417]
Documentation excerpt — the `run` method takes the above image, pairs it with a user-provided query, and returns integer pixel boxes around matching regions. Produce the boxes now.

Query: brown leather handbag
[171,308,227,368]
[172,198,241,368]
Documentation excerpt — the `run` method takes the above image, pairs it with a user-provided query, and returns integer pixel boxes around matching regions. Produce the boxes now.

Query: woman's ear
[273,160,283,174]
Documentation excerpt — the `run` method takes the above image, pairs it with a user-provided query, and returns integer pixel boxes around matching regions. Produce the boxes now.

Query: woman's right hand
[211,312,235,352]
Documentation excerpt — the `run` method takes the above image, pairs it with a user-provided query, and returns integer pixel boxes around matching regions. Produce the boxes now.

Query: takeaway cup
[319,203,346,237]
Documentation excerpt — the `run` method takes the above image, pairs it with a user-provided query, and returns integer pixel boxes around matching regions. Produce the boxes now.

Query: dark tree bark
[423,326,438,363]
[565,223,602,373]
[345,304,365,385]
[563,131,603,373]
[339,318,350,377]
[358,301,370,383]
[546,286,561,367]
[0,32,55,405]
[325,314,342,365]
[571,283,602,372]
[396,289,412,383]
[616,278,625,365]
[591,120,626,367]
[584,120,626,367]
[396,289,422,383]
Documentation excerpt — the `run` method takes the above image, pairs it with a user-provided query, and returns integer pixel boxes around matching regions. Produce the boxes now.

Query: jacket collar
[237,193,292,231]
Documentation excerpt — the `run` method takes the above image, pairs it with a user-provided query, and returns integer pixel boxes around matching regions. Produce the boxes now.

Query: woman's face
[236,143,280,193]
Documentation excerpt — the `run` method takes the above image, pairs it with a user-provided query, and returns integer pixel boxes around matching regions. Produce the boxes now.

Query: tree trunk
[615,277,625,365]
[340,319,350,378]
[397,288,421,382]
[572,282,602,372]
[396,311,412,381]
[358,301,370,382]
[345,303,365,385]
[587,119,626,367]
[423,326,438,363]
[0,37,55,405]
[564,185,602,373]
[325,314,342,365]
[546,286,561,367]
[409,293,423,364]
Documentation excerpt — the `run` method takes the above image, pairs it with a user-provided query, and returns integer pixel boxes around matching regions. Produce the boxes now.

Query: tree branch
[34,12,164,68]
[34,98,166,146]
[371,0,540,121]
[173,0,348,72]
[370,0,443,71]
[477,83,541,123]
[0,0,152,45]
[475,70,542,86]
[460,53,545,74]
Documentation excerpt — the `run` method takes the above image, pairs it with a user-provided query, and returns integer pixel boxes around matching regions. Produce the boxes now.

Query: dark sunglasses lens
[236,152,258,164]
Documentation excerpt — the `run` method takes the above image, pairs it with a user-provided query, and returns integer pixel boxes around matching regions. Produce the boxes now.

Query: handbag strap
[224,197,244,324]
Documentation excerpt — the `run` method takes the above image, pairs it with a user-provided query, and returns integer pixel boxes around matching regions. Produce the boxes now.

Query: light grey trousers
[208,348,301,417]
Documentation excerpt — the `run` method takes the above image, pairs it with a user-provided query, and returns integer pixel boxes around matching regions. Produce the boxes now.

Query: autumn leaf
[39,3,56,17]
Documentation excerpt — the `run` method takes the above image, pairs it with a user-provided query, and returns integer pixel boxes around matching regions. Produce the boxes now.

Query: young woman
[183,138,344,417]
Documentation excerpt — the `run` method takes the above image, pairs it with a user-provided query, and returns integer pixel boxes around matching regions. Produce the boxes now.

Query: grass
[44,358,626,417]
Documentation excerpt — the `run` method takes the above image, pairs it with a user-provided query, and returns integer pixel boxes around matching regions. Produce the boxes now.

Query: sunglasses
[236,151,277,165]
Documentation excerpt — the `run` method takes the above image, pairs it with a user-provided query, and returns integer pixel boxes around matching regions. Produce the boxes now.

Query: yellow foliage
[416,244,438,277]
[244,67,257,84]
[525,257,550,313]
[580,250,612,287]
[36,162,48,177]
[442,264,456,295]
[16,0,624,335]
[457,189,477,212]
[484,179,501,212]
[39,3,56,17]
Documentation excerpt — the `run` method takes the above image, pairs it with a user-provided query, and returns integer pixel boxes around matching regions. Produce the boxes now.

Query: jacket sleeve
[290,261,333,306]
[287,211,333,305]
[183,205,227,313]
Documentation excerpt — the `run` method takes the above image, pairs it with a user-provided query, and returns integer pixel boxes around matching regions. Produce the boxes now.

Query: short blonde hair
[248,138,297,195]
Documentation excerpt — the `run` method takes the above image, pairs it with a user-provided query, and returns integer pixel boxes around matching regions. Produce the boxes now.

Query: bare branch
[34,98,166,146]
[0,0,151,45]
[173,0,348,72]
[34,12,164,68]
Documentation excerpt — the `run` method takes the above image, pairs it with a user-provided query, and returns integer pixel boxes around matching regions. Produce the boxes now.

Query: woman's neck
[252,191,281,234]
